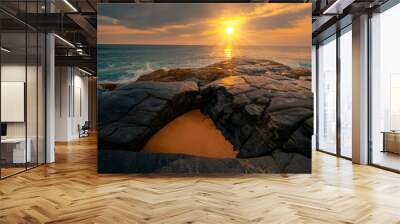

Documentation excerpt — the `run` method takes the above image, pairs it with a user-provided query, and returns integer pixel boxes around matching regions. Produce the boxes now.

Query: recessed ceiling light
[1,47,11,53]
[63,0,78,12]
[54,34,75,48]
[322,0,355,15]
[78,67,92,76]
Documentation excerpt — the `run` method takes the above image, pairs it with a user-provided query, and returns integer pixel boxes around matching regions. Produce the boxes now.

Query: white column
[54,67,74,141]
[45,1,56,163]
[46,33,55,163]
[352,14,369,164]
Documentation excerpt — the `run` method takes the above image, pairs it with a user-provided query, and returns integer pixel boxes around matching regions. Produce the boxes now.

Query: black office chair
[78,121,90,138]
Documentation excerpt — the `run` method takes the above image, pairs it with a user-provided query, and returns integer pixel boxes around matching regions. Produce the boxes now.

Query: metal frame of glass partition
[367,0,400,173]
[0,1,47,180]
[315,23,353,161]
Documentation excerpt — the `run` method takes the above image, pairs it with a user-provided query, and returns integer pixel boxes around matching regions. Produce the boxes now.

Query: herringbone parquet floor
[1,135,400,224]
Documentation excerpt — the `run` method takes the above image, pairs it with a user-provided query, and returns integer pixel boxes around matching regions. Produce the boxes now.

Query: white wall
[72,73,89,138]
[1,65,26,139]
[55,67,70,141]
[1,65,35,138]
[1,65,26,81]
[1,63,46,164]
[1,82,25,122]
[55,67,89,141]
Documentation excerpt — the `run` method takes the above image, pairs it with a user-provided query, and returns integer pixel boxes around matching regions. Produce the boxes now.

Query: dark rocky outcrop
[98,81,198,151]
[200,75,313,158]
[98,58,313,173]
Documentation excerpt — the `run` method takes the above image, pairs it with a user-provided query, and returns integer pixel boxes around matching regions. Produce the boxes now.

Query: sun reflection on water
[224,47,232,59]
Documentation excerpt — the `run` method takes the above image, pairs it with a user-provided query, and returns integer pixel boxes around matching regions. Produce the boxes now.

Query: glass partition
[38,32,45,165]
[27,31,38,169]
[1,31,28,177]
[370,3,400,171]
[317,35,337,154]
[0,2,46,179]
[339,27,352,158]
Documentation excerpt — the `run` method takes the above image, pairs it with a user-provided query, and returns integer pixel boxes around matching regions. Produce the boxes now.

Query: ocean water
[97,44,311,83]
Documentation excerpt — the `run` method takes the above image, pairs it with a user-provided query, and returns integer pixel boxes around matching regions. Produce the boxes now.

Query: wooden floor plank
[0,135,400,223]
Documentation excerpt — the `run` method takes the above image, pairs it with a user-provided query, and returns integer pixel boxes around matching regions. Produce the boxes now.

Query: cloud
[97,3,311,46]
[245,4,310,30]
[97,15,119,25]
[98,4,258,29]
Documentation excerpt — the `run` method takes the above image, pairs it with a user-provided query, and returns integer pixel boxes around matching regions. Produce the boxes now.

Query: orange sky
[98,3,311,47]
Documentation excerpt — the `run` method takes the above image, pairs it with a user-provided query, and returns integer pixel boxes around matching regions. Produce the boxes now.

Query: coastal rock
[98,81,199,151]
[138,67,228,86]
[137,58,310,86]
[201,75,313,158]
[98,58,313,173]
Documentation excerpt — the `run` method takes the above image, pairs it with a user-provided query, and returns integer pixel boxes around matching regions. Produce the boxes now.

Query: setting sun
[226,26,234,34]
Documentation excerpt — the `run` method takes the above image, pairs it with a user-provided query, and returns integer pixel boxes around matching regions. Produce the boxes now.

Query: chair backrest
[82,121,90,129]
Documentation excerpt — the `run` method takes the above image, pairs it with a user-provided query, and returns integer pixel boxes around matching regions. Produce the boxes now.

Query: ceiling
[0,0,97,74]
[311,0,390,44]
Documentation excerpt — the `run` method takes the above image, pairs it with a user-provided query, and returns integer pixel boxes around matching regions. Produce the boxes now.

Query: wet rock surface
[137,58,310,87]
[98,81,198,151]
[98,58,313,173]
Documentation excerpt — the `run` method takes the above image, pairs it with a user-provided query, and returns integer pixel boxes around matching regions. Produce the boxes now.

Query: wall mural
[97,3,313,173]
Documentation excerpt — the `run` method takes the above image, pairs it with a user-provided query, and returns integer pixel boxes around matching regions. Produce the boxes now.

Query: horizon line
[97,43,310,48]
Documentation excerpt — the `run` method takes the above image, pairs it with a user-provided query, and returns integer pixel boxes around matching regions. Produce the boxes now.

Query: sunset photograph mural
[97,3,313,173]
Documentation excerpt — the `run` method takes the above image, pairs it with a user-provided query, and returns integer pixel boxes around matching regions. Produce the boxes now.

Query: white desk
[1,138,31,163]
